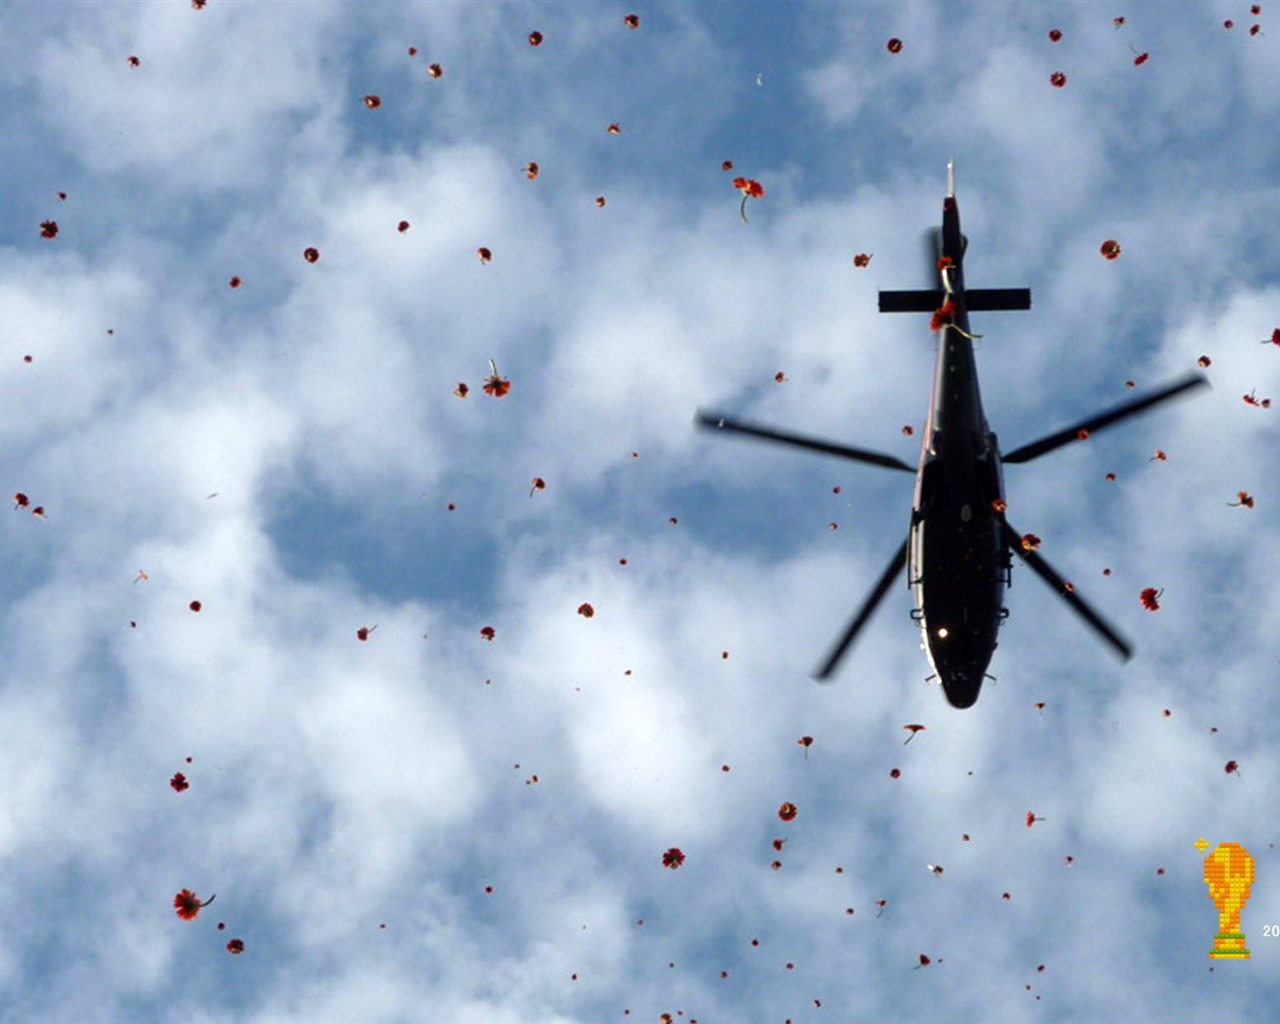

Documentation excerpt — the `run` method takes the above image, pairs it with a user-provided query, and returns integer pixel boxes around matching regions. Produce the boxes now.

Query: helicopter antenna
[947,158,955,198]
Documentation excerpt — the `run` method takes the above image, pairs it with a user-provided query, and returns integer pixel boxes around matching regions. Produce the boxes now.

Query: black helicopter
[697,163,1207,709]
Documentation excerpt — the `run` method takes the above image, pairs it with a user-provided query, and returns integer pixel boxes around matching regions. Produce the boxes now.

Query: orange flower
[732,177,764,222]
[174,889,214,921]
[607,122,621,134]
[774,371,786,383]
[364,95,381,109]
[1077,428,1089,441]
[453,382,469,399]
[929,301,956,331]
[991,498,1007,513]
[1150,449,1167,462]
[1026,811,1043,828]
[936,256,954,270]
[1228,491,1255,508]
[1020,533,1041,551]
[524,161,539,179]
[529,477,546,497]
[482,359,510,397]
[624,14,639,29]
[721,160,733,171]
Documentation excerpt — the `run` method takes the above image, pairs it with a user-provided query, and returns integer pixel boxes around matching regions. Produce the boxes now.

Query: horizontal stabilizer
[879,288,1032,313]
[879,289,943,313]
[967,288,1031,311]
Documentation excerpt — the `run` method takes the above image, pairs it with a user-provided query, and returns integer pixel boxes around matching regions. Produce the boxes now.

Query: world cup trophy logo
[1203,841,1254,959]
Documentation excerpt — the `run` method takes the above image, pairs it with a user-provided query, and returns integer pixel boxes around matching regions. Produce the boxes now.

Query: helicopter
[696,162,1208,709]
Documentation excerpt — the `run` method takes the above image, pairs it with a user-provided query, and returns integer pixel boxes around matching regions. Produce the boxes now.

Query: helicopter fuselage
[909,198,1008,707]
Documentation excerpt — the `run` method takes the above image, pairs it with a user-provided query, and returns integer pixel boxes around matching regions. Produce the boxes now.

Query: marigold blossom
[356,625,377,641]
[127,55,141,67]
[529,477,546,496]
[1048,28,1062,41]
[13,493,28,509]
[397,221,409,233]
[607,122,621,134]
[1228,491,1255,509]
[1026,811,1044,828]
[721,160,733,171]
[1199,355,1212,367]
[1225,760,1240,775]
[482,359,510,397]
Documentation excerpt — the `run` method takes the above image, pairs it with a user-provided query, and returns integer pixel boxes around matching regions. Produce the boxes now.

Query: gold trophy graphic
[1201,840,1254,959]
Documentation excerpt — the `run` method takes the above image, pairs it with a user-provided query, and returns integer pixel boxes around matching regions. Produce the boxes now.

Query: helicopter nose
[941,667,982,709]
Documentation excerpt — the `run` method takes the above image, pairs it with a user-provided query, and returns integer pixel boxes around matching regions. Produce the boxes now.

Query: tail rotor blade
[696,411,915,473]
[1001,521,1132,661]
[813,536,910,681]
[1003,373,1208,465]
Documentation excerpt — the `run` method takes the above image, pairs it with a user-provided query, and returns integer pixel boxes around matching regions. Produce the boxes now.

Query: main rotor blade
[696,411,914,473]
[813,535,910,681]
[1002,373,1209,465]
[1001,520,1132,661]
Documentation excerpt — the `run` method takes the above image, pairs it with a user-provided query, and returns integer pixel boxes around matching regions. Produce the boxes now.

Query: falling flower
[1100,239,1121,260]
[1048,28,1062,41]
[887,38,903,53]
[903,723,926,744]
[732,177,765,222]
[1139,587,1163,611]
[482,359,510,397]
[397,221,410,233]
[607,122,621,134]
[929,864,944,876]
[189,600,202,613]
[624,13,639,28]
[134,569,148,584]
[408,46,418,55]
[529,477,546,497]
[1077,428,1090,441]
[1151,449,1167,462]
[778,802,798,822]
[1125,379,1136,389]
[1113,16,1125,28]
[13,493,28,510]
[902,425,914,436]
[356,625,377,642]
[1033,701,1046,715]
[1262,329,1280,347]
[477,246,492,264]
[303,247,319,263]
[1199,355,1212,367]
[1026,811,1044,828]
[31,506,46,519]
[228,275,242,289]
[992,498,1007,513]
[937,256,954,270]
[1105,472,1116,482]
[1133,51,1150,65]
[524,161,539,179]
[853,253,872,267]
[1228,491,1255,509]
[480,626,495,640]
[1049,71,1066,87]
[1242,389,1272,407]
[227,939,244,954]
[170,772,189,793]
[915,954,931,969]
[889,768,901,779]
[364,94,381,109]
[577,603,595,618]
[930,301,957,331]
[595,195,606,207]
[127,55,141,67]
[774,371,787,383]
[453,383,469,399]
[662,847,685,869]
[528,30,543,46]
[1225,760,1241,776]
[428,63,442,78]
[798,736,813,758]
[40,221,58,239]
[1020,533,1041,552]
[1251,23,1261,35]
[174,889,215,921]
[22,355,31,363]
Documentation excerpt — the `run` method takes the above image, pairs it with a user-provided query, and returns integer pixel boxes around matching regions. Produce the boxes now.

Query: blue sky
[1,2,1278,1021]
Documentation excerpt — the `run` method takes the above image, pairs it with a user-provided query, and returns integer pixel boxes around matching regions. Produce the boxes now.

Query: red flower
[1151,449,1167,462]
[428,63,443,79]
[40,221,58,239]
[1020,533,1041,552]
[1139,587,1162,611]
[189,600,202,612]
[226,938,245,954]
[397,221,409,233]
[1251,24,1261,35]
[453,382,469,399]
[1228,491,1255,509]
[929,301,957,331]
[991,498,1007,513]
[229,276,242,288]
[577,603,594,618]
[607,122,621,134]
[479,626,495,641]
[127,55,141,67]
[721,160,733,171]
[1125,380,1136,389]
[170,772,189,793]
[624,14,639,29]
[174,889,214,921]
[408,46,418,56]
[1199,355,1212,367]
[774,371,786,382]
[902,425,914,436]
[364,95,381,109]
[1049,71,1066,88]
[889,768,900,778]
[303,247,319,263]
[1225,19,1235,28]
[13,493,28,509]
[1026,811,1044,828]
[524,161,539,180]
[528,31,543,46]
[1263,329,1280,346]
[1077,428,1090,441]
[529,477,546,496]
[1113,16,1125,28]
[732,177,765,222]
[482,359,510,397]
[887,38,903,53]
[1100,239,1121,259]
[1048,29,1062,42]
[662,847,685,869]
[22,355,31,363]
[936,256,954,271]
[853,253,872,267]
[903,724,926,744]
[477,247,492,263]
[1225,760,1240,776]
[356,625,377,641]
[778,801,797,822]
[1253,5,1261,15]
[595,195,606,207]
[1133,52,1149,66]
[31,506,46,519]
[797,736,813,758]
[915,954,931,969]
